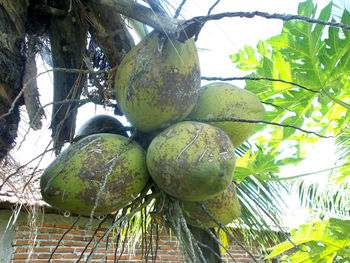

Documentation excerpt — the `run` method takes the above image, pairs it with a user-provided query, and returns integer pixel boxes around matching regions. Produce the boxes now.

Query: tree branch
[207,0,221,15]
[174,0,187,18]
[48,215,81,262]
[201,76,319,93]
[92,0,180,35]
[192,11,350,32]
[93,0,350,42]
[191,117,333,138]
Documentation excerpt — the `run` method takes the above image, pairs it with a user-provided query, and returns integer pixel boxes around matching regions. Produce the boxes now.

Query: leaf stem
[321,89,350,110]
[257,162,350,181]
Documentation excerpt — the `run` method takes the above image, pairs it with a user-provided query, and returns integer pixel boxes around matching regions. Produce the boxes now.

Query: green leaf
[281,115,305,139]
[230,0,350,155]
[266,218,350,262]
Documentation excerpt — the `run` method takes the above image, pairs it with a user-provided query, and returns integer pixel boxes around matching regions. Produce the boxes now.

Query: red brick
[39,241,58,246]
[94,232,105,237]
[14,248,26,253]
[55,247,75,253]
[51,234,73,240]
[41,223,54,227]
[37,254,61,259]
[106,255,130,260]
[48,228,65,234]
[62,254,80,259]
[71,235,89,241]
[12,254,30,260]
[157,250,182,256]
[13,240,37,246]
[13,233,24,238]
[16,226,30,231]
[69,229,85,235]
[63,241,87,247]
[55,224,75,229]
[158,245,176,251]
[159,255,183,260]
[33,247,51,253]
[37,234,49,239]
[96,248,115,254]
[39,228,48,233]
[92,254,105,259]
[75,248,92,253]
[237,259,258,262]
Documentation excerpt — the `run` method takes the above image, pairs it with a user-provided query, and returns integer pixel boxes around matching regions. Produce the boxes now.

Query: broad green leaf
[230,0,350,159]
[266,218,350,262]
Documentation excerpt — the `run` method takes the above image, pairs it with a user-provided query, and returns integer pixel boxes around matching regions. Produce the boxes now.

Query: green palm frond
[231,175,288,251]
[336,127,350,161]
[296,179,350,219]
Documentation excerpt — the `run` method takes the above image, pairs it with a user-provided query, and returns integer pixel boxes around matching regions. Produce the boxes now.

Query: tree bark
[90,0,181,35]
[0,0,28,161]
[48,0,88,153]
[23,35,44,130]
[86,1,135,68]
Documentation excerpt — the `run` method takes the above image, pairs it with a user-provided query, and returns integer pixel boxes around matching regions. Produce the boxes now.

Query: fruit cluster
[40,31,265,228]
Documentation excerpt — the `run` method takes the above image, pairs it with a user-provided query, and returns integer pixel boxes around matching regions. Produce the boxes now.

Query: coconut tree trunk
[0,0,28,161]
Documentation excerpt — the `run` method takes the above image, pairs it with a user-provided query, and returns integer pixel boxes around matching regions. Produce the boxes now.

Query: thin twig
[201,226,237,262]
[261,101,293,112]
[195,239,225,262]
[0,67,108,121]
[207,0,221,15]
[21,142,52,192]
[152,220,159,262]
[201,76,319,93]
[0,144,54,190]
[116,222,130,262]
[76,215,109,263]
[48,215,81,262]
[191,10,350,32]
[85,192,159,262]
[144,0,168,15]
[173,0,187,18]
[191,117,333,138]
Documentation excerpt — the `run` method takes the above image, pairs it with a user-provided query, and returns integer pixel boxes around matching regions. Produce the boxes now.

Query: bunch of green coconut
[40,31,265,229]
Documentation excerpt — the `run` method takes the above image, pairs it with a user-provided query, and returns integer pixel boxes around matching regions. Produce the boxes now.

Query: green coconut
[73,115,127,142]
[182,182,241,228]
[115,31,201,132]
[146,121,236,201]
[187,82,265,147]
[40,133,149,216]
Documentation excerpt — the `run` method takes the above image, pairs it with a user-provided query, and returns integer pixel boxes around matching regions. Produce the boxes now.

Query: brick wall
[4,210,266,263]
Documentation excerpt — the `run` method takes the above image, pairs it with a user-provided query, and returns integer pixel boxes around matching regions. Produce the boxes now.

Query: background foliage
[229,0,350,261]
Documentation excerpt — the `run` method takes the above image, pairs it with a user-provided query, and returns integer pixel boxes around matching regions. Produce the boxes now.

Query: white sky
[12,0,345,228]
